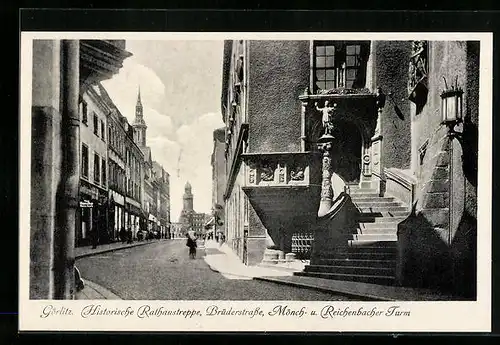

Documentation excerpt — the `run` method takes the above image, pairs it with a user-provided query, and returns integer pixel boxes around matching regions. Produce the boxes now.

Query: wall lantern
[440,76,463,134]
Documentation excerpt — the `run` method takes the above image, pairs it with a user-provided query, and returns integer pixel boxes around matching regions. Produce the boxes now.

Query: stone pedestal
[285,253,296,262]
[261,249,285,264]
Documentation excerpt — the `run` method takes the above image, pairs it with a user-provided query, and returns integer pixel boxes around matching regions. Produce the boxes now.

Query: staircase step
[359,221,400,229]
[351,197,398,203]
[351,234,398,241]
[315,258,396,268]
[356,228,396,235]
[294,271,395,285]
[315,251,397,260]
[357,216,407,223]
[304,264,395,276]
[356,206,408,213]
[313,249,397,263]
[354,201,404,208]
[348,239,397,247]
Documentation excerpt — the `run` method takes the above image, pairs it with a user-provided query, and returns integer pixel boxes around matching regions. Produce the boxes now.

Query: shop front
[126,201,143,239]
[77,181,110,247]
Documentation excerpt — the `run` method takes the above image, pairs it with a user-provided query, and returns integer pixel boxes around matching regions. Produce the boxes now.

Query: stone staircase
[295,185,409,285]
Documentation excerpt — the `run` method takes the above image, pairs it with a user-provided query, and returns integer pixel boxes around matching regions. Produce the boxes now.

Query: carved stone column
[318,141,334,217]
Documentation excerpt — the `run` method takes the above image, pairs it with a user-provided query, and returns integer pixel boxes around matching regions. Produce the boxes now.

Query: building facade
[210,127,226,238]
[30,39,131,299]
[171,222,184,239]
[132,89,161,235]
[220,39,478,298]
[77,84,111,246]
[124,119,144,237]
[153,161,171,238]
[96,84,127,241]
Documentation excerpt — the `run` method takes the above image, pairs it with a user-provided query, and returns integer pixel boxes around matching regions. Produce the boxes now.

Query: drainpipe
[54,40,80,299]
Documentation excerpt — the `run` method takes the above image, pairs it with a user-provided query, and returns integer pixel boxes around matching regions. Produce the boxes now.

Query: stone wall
[30,40,62,299]
[371,41,413,171]
[396,41,478,298]
[247,40,310,153]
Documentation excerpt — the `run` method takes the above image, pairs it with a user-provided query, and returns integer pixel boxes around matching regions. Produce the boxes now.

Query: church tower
[183,181,194,212]
[132,86,147,146]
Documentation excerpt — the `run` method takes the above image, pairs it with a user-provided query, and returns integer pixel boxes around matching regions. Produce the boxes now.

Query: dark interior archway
[331,120,363,184]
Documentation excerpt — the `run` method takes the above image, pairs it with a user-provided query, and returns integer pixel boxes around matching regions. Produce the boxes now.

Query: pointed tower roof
[136,85,142,106]
[133,85,147,128]
[185,181,192,191]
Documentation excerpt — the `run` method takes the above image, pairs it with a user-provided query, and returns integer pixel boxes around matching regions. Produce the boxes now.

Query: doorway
[331,120,363,184]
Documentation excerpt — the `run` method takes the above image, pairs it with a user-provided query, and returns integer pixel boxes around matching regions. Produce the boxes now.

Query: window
[94,153,100,184]
[81,144,89,178]
[102,158,106,186]
[80,100,88,124]
[93,113,99,136]
[313,41,369,92]
[101,120,105,141]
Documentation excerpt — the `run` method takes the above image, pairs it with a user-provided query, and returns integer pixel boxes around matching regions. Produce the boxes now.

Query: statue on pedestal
[315,100,337,135]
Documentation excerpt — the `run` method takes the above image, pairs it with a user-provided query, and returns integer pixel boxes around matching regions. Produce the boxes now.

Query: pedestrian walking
[186,230,197,259]
[127,226,133,244]
[119,227,126,244]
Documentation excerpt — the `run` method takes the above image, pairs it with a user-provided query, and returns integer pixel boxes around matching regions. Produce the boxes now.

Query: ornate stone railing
[241,152,321,188]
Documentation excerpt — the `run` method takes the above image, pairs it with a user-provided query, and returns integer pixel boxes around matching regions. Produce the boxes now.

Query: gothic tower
[132,86,147,146]
[183,181,194,212]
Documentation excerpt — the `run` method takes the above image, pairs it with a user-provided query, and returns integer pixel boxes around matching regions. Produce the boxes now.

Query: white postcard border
[19,31,493,332]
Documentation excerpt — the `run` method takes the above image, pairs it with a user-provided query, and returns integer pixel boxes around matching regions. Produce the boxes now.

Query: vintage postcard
[19,32,492,332]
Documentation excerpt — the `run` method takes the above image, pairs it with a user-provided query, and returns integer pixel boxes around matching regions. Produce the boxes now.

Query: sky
[101,40,225,221]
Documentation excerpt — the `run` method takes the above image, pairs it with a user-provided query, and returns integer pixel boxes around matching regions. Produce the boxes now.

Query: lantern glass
[456,94,463,122]
[441,92,463,124]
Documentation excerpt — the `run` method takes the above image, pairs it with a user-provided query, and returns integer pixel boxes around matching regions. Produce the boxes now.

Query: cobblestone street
[76,240,353,300]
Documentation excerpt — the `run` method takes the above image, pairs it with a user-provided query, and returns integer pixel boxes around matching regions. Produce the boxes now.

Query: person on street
[119,227,126,244]
[186,230,197,259]
[127,226,133,244]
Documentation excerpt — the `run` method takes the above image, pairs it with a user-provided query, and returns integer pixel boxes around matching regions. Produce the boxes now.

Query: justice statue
[315,100,337,134]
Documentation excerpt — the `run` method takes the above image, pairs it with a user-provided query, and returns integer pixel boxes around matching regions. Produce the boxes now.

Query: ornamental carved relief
[408,40,429,108]
[260,161,276,182]
[290,164,305,181]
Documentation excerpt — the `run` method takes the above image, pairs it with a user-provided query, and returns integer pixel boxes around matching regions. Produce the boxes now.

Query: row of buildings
[77,83,171,246]
[211,39,479,298]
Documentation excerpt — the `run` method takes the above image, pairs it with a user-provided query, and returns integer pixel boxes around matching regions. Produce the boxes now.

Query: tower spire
[136,85,142,107]
[133,84,147,146]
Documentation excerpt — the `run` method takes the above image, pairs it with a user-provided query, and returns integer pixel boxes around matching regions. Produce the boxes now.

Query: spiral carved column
[318,141,334,217]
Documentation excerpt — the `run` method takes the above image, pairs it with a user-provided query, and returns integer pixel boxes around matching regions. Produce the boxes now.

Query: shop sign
[80,200,93,208]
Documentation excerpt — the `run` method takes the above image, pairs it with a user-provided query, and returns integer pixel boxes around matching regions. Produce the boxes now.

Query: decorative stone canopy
[79,40,133,93]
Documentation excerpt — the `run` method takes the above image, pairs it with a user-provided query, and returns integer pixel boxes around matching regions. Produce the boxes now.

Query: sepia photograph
[19,32,492,332]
